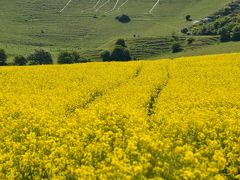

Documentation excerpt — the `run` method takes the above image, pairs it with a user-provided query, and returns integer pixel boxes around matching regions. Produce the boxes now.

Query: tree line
[0,39,135,66]
[0,49,90,66]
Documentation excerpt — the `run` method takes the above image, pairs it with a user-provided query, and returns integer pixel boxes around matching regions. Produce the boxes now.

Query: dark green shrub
[220,28,231,42]
[186,15,192,21]
[27,49,53,65]
[232,25,240,41]
[172,43,183,53]
[0,49,7,66]
[181,28,189,34]
[111,46,132,61]
[101,50,111,62]
[14,55,28,66]
[223,7,232,16]
[71,52,81,63]
[115,39,127,47]
[58,52,87,64]
[58,52,74,64]
[116,14,131,23]
[58,52,82,64]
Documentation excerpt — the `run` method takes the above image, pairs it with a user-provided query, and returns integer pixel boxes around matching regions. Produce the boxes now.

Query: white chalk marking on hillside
[96,0,111,12]
[105,0,120,14]
[117,0,129,11]
[149,0,160,14]
[59,0,73,13]
[93,0,103,9]
[81,0,102,12]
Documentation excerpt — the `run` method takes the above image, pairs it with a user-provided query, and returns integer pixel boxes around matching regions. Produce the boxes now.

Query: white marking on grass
[96,0,111,12]
[59,0,73,13]
[93,0,103,9]
[81,0,103,12]
[105,0,120,14]
[117,0,129,11]
[149,0,160,14]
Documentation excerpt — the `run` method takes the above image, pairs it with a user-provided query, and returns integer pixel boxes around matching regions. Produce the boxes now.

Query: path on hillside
[149,0,160,13]
[59,0,73,12]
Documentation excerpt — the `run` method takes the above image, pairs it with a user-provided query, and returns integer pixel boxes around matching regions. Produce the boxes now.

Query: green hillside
[0,0,238,61]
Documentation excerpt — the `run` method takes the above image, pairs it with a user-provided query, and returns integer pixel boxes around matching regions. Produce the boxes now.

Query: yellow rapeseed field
[0,53,240,179]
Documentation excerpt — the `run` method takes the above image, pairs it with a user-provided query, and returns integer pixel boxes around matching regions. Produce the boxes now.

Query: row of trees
[0,49,90,66]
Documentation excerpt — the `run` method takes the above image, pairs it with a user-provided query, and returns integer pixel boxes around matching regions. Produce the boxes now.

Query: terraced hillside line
[66,66,143,115]
[147,65,170,116]
[59,0,73,13]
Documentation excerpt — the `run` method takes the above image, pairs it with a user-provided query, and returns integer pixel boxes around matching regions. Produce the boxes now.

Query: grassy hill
[0,0,238,61]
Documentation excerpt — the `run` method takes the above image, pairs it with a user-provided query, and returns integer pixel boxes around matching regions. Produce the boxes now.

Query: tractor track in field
[65,66,143,115]
[147,65,170,116]
[80,66,142,108]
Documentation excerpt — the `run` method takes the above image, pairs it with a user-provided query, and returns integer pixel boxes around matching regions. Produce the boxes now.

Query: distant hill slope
[0,0,236,60]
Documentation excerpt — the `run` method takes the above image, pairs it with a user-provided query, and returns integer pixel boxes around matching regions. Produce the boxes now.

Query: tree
[27,49,53,65]
[58,52,82,64]
[0,49,7,66]
[231,25,240,41]
[116,14,131,23]
[101,50,111,62]
[185,15,192,21]
[172,43,183,53]
[220,28,231,42]
[115,39,127,47]
[181,28,189,34]
[58,52,74,64]
[14,55,27,66]
[101,39,132,62]
[71,52,81,63]
[111,46,131,61]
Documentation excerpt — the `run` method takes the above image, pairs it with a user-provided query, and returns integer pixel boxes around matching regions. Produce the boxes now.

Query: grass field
[0,53,240,179]
[0,0,237,61]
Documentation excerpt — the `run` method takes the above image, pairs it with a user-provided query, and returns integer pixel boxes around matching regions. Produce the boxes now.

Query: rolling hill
[0,0,238,61]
